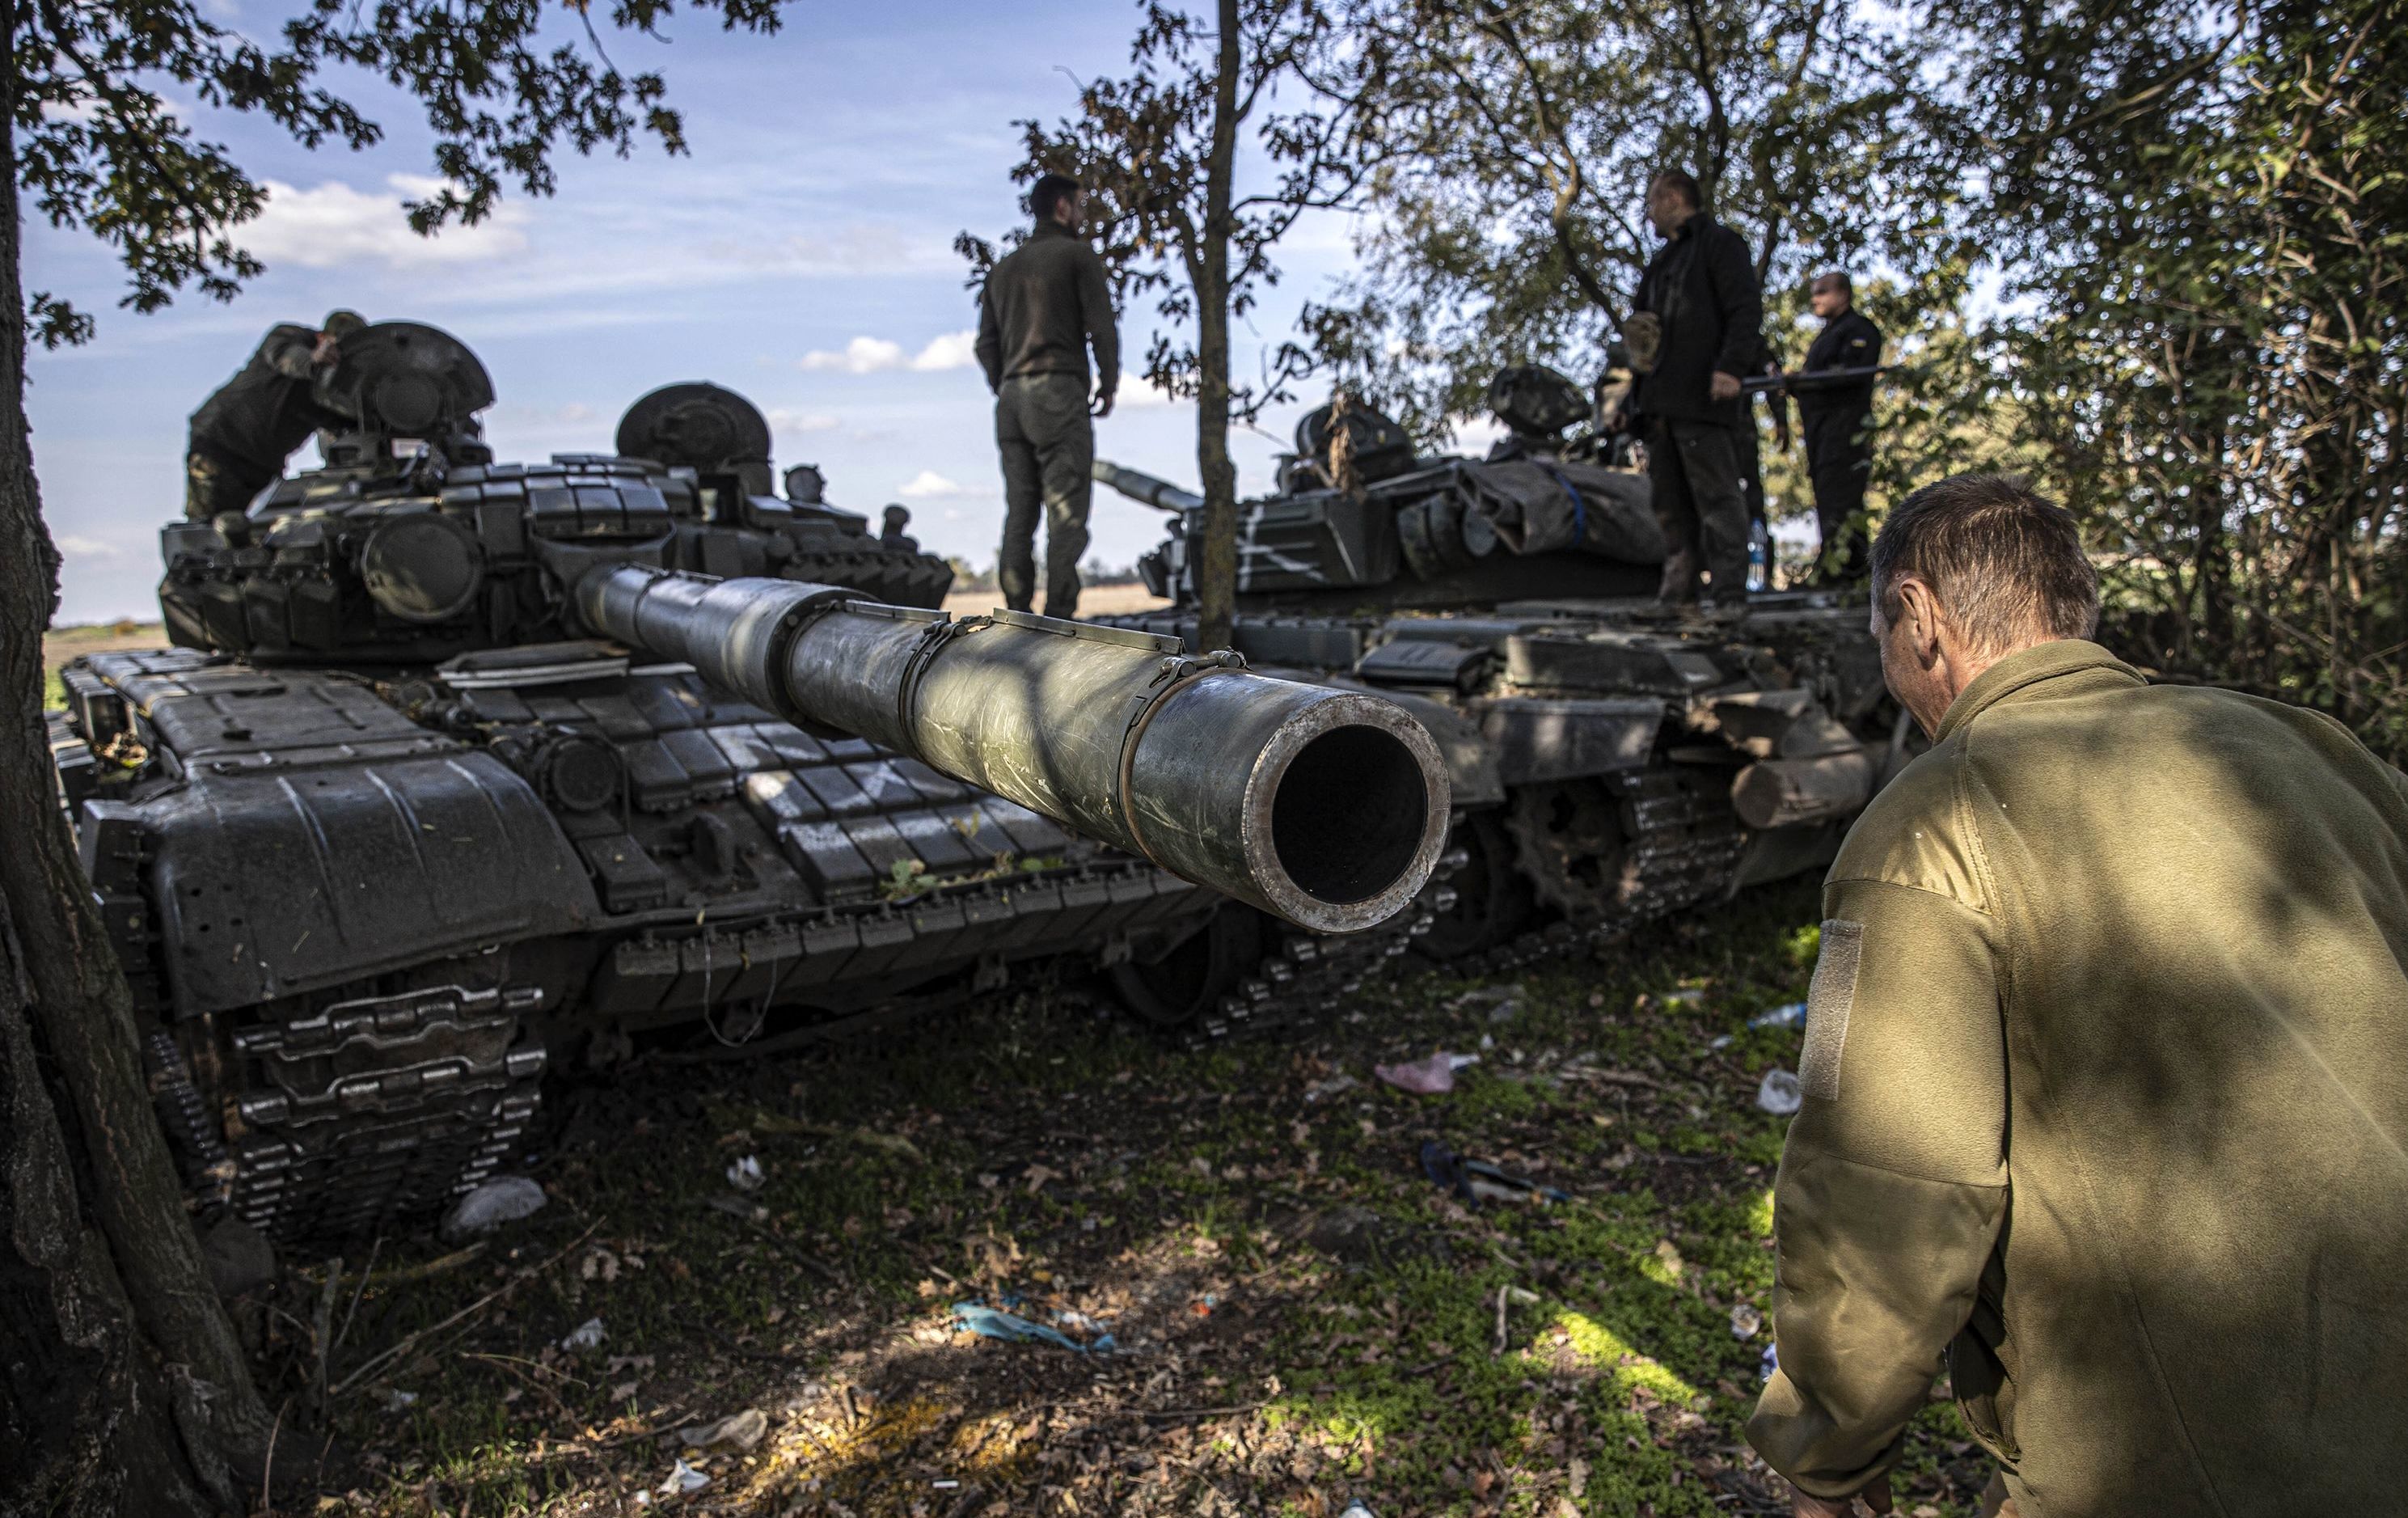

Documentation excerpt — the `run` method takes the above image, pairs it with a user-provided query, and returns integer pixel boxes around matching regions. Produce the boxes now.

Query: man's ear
[1896,577,1945,669]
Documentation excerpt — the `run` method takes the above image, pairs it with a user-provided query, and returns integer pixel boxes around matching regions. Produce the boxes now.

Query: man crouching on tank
[184,309,366,521]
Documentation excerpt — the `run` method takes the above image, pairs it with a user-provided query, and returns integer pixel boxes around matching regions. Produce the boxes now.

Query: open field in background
[36,585,1170,708]
[250,878,1992,1518]
[41,617,167,706]
[940,582,1170,619]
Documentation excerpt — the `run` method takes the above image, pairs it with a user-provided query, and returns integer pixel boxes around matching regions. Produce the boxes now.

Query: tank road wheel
[1506,778,1640,920]
[1413,812,1536,960]
[1108,903,1267,1030]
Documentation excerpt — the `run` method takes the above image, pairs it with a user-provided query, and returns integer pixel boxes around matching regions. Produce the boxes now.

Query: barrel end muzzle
[1241,692,1451,935]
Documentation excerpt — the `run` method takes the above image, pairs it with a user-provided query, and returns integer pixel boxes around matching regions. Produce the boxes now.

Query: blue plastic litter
[1419,1140,1569,1207]
[1710,1001,1810,1050]
[1760,1341,1781,1383]
[951,1302,1116,1354]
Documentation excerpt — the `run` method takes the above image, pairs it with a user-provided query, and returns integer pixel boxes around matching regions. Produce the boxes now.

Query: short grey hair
[1870,473,2099,652]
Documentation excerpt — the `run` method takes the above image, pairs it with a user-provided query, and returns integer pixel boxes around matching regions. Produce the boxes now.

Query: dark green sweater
[974,221,1118,395]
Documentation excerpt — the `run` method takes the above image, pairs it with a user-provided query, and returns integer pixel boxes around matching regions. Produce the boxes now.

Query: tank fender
[1474,696,1667,786]
[1286,671,1503,808]
[140,751,603,1017]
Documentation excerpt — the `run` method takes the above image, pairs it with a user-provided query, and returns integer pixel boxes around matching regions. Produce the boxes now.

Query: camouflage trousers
[994,372,1093,617]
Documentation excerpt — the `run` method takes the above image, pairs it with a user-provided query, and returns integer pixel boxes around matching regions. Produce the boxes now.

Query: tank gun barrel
[1093,459,1205,514]
[572,564,1449,933]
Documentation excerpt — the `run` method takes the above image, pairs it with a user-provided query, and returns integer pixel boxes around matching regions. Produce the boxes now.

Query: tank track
[1481,761,1750,974]
[180,981,550,1245]
[1174,760,1753,1046]
[1172,851,1463,1048]
[160,855,1207,1243]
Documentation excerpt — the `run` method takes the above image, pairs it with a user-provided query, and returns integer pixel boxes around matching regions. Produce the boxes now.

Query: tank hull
[55,645,1223,1244]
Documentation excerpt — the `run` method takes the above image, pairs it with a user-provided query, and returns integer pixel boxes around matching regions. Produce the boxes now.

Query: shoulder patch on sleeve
[1801,920,1861,1102]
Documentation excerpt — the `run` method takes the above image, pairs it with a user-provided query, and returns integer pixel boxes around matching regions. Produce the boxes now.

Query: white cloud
[1447,414,1510,453]
[1114,377,1182,409]
[765,408,841,434]
[54,535,122,560]
[800,336,906,374]
[797,331,979,374]
[896,470,967,498]
[910,330,980,372]
[235,175,530,271]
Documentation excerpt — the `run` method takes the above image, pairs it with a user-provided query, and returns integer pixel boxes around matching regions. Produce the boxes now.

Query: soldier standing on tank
[184,310,366,521]
[1747,472,2408,1518]
[975,171,1120,618]
[1626,169,1764,614]
[1798,272,1883,581]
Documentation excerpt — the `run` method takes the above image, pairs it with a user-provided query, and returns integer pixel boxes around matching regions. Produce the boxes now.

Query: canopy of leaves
[11,0,787,346]
[1929,0,2406,747]
[954,0,1358,423]
[1307,0,1950,438]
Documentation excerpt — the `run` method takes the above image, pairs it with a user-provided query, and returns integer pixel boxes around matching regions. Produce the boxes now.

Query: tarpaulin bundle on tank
[1454,459,1665,564]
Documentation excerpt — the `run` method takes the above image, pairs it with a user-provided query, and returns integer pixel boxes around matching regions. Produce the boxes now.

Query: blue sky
[24,0,1384,622]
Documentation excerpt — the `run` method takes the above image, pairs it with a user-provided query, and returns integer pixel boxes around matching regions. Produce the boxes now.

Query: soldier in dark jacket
[184,310,365,520]
[974,172,1121,617]
[1627,170,1763,611]
[1798,272,1883,581]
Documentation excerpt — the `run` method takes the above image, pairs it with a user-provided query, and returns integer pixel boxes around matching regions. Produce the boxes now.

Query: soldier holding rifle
[1796,272,1883,580]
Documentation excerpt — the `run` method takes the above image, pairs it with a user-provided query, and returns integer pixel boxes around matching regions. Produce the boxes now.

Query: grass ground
[267,879,1996,1518]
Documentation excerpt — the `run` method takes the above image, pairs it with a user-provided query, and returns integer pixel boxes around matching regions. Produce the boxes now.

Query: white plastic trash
[658,1458,710,1495]
[1374,1051,1477,1094]
[560,1317,607,1352]
[680,1408,769,1452]
[438,1176,547,1241]
[1755,1068,1803,1115]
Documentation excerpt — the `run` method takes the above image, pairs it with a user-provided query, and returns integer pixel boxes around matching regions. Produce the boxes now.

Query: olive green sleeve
[1746,878,2009,1499]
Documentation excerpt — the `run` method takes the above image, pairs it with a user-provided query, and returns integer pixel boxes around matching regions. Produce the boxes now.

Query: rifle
[1740,364,1894,396]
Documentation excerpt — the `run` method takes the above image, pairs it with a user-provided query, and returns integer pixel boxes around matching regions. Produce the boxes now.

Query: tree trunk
[1192,0,1244,656]
[0,893,217,1516]
[0,27,271,1508]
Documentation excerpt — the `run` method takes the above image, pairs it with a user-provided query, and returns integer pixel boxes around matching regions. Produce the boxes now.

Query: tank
[46,322,1452,1246]
[1091,362,1901,975]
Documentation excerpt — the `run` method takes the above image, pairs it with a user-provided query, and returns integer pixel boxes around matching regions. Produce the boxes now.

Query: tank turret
[1085,368,1899,965]
[156,327,953,663]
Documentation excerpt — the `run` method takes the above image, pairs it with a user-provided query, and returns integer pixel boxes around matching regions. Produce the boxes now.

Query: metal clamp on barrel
[1112,650,1249,858]
[885,607,978,738]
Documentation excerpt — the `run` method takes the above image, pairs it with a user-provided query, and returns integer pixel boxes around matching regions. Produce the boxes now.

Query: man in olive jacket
[974,171,1119,617]
[1747,473,2408,1517]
